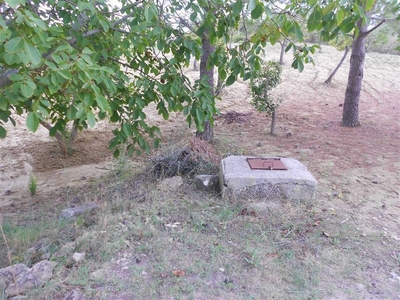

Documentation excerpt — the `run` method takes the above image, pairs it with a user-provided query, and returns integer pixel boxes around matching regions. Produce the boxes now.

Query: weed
[28,173,37,195]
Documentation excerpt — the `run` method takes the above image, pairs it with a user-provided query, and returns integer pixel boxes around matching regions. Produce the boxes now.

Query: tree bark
[279,40,287,65]
[325,46,349,86]
[270,109,276,135]
[341,22,368,127]
[196,34,215,142]
[39,121,68,158]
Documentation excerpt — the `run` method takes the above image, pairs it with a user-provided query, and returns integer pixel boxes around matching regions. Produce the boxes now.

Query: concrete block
[220,156,317,204]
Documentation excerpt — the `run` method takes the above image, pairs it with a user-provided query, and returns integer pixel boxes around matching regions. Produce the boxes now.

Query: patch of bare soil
[0,45,399,298]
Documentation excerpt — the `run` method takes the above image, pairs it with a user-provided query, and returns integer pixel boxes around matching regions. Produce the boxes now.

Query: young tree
[250,60,282,135]
[0,0,324,155]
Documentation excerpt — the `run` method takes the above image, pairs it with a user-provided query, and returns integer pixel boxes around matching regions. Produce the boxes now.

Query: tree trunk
[270,109,276,135]
[279,40,287,65]
[39,121,68,158]
[342,22,367,127]
[196,34,215,142]
[193,59,198,71]
[325,46,349,86]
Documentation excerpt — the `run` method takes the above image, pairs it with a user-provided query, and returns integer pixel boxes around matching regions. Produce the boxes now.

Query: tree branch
[365,19,386,35]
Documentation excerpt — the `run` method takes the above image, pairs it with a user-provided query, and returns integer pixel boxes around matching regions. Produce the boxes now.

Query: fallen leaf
[172,270,185,277]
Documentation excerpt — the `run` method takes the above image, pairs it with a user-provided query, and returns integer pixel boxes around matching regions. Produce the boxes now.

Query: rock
[26,238,51,263]
[0,264,28,285]
[63,288,86,300]
[194,175,219,192]
[90,268,107,281]
[72,252,86,263]
[220,156,317,204]
[157,176,183,192]
[59,202,100,221]
[5,260,56,297]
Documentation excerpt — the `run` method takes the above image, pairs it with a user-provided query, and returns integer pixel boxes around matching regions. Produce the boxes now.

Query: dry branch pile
[149,138,222,179]
[218,111,253,124]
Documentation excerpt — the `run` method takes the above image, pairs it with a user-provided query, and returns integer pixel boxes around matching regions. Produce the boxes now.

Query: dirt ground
[0,45,399,297]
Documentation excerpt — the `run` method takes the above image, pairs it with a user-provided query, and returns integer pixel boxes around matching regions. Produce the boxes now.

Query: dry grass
[2,153,397,300]
[1,44,399,299]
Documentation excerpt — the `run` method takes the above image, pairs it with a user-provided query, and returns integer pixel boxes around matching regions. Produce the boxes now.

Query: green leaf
[307,7,322,31]
[251,3,264,19]
[366,0,375,11]
[322,2,336,15]
[5,37,24,53]
[113,148,120,158]
[24,42,42,65]
[248,0,256,11]
[0,125,6,139]
[298,60,304,72]
[294,25,304,41]
[5,0,25,9]
[336,8,345,25]
[4,53,20,65]
[144,5,154,22]
[99,19,109,32]
[20,84,34,98]
[0,16,6,29]
[57,69,72,80]
[226,74,236,86]
[196,107,204,124]
[45,61,57,70]
[26,112,39,132]
[232,0,243,15]
[0,99,7,110]
[96,95,109,112]
[9,74,25,81]
[87,111,96,127]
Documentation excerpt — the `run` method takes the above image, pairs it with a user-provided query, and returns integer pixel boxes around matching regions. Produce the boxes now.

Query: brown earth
[1,45,399,284]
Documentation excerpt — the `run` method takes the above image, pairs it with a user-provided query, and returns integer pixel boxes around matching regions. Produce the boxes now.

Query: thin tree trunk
[342,22,367,127]
[270,109,276,135]
[193,59,198,71]
[325,46,349,86]
[39,121,68,158]
[279,40,287,65]
[69,121,79,149]
[196,33,215,142]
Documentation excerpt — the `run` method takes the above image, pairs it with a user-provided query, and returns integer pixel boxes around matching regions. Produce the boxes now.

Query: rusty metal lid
[247,158,287,170]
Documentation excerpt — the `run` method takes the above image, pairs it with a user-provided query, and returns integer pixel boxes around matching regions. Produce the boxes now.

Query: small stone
[72,252,86,263]
[157,176,183,192]
[194,175,219,192]
[59,202,100,221]
[90,269,106,281]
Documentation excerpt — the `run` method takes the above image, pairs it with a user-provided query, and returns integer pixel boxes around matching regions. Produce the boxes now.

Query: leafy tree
[1,0,336,156]
[250,60,282,135]
[303,0,400,126]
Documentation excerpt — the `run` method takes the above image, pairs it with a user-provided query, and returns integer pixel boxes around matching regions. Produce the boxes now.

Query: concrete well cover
[220,156,317,203]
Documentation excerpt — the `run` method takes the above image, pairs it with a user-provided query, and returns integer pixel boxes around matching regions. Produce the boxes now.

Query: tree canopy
[2,0,397,155]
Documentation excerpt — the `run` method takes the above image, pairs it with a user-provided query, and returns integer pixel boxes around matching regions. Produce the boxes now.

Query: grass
[1,143,399,300]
